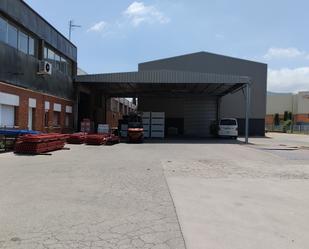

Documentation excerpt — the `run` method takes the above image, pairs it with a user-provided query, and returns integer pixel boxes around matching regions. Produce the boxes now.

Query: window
[18,31,28,54]
[65,114,71,128]
[67,60,72,76]
[60,57,67,74]
[28,36,35,56]
[220,119,237,126]
[47,48,55,61]
[43,46,72,76]
[53,111,60,126]
[0,16,36,57]
[7,24,17,48]
[54,53,60,70]
[44,111,49,127]
[44,47,48,59]
[0,16,7,43]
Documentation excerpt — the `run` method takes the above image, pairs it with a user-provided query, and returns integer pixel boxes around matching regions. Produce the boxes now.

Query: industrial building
[266,91,309,125]
[0,0,76,133]
[1,0,268,140]
[76,53,267,137]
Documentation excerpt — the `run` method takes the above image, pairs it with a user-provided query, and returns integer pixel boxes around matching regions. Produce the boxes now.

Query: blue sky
[24,0,309,92]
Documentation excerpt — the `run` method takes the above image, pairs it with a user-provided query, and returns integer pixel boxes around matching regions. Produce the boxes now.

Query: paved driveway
[164,133,309,249]
[0,144,185,249]
[0,133,308,249]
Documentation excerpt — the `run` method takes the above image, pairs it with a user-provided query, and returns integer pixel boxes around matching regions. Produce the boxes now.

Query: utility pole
[69,20,81,41]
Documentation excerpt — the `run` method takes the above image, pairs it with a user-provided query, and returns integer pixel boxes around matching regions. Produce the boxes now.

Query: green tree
[288,112,292,121]
[274,113,280,126]
[283,111,289,121]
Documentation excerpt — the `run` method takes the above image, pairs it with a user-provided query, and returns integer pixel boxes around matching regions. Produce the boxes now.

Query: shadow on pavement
[143,138,246,145]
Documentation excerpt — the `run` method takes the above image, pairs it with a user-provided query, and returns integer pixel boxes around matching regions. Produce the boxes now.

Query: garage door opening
[75,70,251,143]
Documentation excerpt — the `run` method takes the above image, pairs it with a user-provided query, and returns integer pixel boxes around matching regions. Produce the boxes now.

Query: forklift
[127,113,144,143]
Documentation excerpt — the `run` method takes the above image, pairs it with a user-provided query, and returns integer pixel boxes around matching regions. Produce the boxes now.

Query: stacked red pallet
[85,134,121,146]
[67,133,86,144]
[105,134,120,145]
[85,134,109,145]
[15,133,68,154]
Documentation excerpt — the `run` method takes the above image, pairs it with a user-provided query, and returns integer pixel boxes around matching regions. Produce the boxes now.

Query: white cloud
[124,1,170,27]
[88,21,107,32]
[268,67,309,93]
[264,47,306,60]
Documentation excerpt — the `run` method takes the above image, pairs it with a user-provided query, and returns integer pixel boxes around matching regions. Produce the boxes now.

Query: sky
[24,0,309,93]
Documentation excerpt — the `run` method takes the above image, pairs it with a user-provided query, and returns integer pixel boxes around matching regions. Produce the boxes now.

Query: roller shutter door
[184,97,217,137]
[0,104,15,128]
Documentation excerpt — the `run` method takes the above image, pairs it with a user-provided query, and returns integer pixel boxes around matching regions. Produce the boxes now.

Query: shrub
[283,120,292,133]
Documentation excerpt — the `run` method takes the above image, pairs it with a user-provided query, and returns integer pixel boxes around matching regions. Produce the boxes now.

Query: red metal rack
[14,134,68,154]
[67,133,87,144]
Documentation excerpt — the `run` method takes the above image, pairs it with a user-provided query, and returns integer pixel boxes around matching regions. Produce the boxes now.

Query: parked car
[218,118,238,139]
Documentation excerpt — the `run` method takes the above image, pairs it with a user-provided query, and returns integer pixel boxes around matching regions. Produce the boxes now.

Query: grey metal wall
[138,96,217,137]
[138,97,184,118]
[0,0,76,99]
[0,42,74,100]
[139,52,267,120]
[184,97,217,137]
[0,0,77,61]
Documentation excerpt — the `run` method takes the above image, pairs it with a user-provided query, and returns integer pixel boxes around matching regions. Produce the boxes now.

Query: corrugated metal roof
[75,70,251,84]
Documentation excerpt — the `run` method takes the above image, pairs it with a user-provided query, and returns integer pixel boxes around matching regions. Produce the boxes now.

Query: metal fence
[266,124,309,134]
[292,125,309,134]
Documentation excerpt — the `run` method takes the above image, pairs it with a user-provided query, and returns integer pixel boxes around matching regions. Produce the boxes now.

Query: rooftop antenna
[69,20,81,41]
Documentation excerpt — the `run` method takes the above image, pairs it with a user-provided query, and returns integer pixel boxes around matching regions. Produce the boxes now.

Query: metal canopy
[75,70,250,97]
[76,70,250,84]
[75,70,251,143]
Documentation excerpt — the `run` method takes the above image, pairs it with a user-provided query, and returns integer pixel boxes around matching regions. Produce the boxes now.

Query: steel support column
[245,83,251,144]
[73,86,80,132]
[216,96,222,122]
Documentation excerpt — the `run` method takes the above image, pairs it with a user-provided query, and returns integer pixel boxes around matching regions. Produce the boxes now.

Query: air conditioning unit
[38,61,52,75]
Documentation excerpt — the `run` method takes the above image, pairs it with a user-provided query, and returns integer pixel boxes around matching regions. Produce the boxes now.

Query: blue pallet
[0,129,40,137]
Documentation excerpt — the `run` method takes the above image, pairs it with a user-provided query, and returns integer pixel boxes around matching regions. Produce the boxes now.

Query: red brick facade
[266,114,309,125]
[106,111,123,128]
[0,82,74,133]
[294,114,309,124]
[265,115,274,125]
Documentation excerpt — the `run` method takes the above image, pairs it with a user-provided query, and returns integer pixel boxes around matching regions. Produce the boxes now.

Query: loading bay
[1,133,309,249]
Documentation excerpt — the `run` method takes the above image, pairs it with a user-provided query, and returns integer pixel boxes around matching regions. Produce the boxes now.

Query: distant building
[77,68,136,128]
[266,91,309,125]
[107,98,136,128]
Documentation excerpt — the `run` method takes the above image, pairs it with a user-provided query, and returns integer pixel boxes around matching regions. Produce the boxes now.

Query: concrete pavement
[0,144,185,249]
[164,133,309,249]
[0,133,308,249]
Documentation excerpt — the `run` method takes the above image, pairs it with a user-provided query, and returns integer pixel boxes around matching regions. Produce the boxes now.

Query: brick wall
[265,115,274,125]
[294,114,309,124]
[0,82,74,133]
[266,113,309,125]
[106,111,123,128]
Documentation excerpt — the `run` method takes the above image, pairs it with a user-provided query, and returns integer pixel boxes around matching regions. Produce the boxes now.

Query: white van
[218,118,238,139]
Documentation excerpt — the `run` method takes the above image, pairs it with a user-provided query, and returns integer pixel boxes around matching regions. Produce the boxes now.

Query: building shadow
[143,137,246,145]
